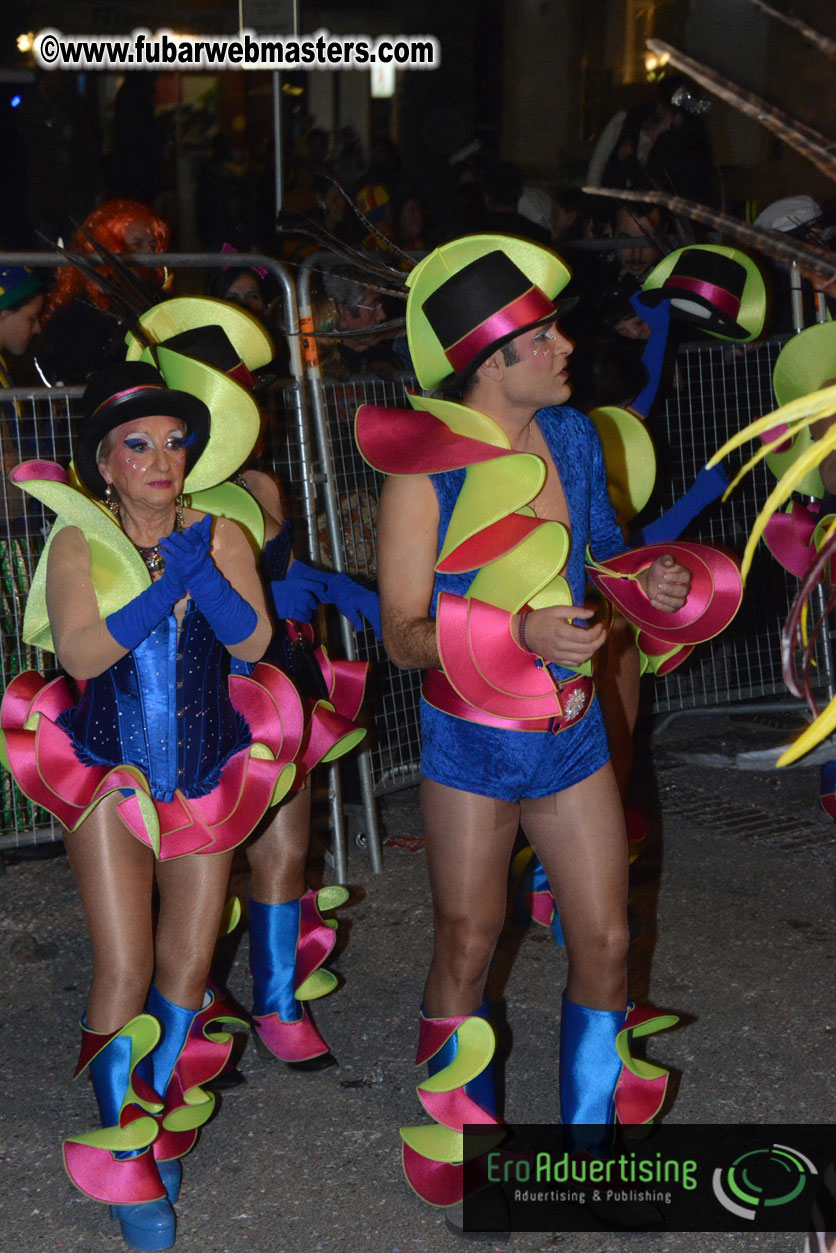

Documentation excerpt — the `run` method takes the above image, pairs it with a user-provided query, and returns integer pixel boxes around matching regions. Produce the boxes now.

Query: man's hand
[638,553,691,611]
[520,604,608,668]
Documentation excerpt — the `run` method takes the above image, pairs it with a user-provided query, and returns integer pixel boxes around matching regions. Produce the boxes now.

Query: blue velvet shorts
[419,694,610,801]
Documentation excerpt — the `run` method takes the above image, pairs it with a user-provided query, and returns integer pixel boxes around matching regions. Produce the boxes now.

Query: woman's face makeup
[99,414,190,506]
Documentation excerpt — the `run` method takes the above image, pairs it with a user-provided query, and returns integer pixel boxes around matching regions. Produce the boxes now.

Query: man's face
[615,209,664,279]
[335,288,384,334]
[0,294,44,357]
[500,319,573,409]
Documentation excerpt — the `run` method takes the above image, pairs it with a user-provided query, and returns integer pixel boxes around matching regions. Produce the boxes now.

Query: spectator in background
[36,199,170,385]
[602,74,717,206]
[356,184,397,252]
[206,258,269,322]
[518,187,555,242]
[612,203,668,285]
[754,195,836,331]
[321,267,404,376]
[399,196,429,253]
[0,266,45,528]
[480,161,552,244]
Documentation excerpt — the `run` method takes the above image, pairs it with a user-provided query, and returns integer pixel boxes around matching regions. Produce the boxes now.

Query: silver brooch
[563,689,587,721]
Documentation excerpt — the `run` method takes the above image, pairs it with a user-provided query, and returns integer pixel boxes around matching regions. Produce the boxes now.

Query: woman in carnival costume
[0,346,321,1250]
[355,234,743,1228]
[123,296,378,1073]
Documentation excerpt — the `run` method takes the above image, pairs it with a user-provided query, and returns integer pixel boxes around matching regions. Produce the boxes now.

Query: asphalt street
[1,707,834,1253]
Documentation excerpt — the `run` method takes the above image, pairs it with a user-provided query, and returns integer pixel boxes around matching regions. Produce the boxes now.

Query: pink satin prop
[444,286,556,375]
[251,889,338,1062]
[763,502,819,579]
[586,542,742,645]
[1,663,303,859]
[405,1012,502,1207]
[295,702,362,784]
[422,667,593,732]
[436,512,547,575]
[665,275,740,321]
[416,1013,463,1066]
[296,889,337,985]
[402,1144,463,1209]
[635,633,694,675]
[63,1142,165,1206]
[419,1084,497,1132]
[252,1008,330,1062]
[437,593,567,719]
[758,422,792,454]
[152,986,242,1162]
[10,459,69,484]
[355,404,519,476]
[613,1005,674,1126]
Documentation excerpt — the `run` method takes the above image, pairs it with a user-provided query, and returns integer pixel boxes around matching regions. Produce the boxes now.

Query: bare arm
[208,515,272,662]
[47,527,133,678]
[376,473,441,669]
[238,468,286,543]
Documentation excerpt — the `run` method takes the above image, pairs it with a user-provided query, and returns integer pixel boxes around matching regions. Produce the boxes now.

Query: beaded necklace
[104,489,185,574]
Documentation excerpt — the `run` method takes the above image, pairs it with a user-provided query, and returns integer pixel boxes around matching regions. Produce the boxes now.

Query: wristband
[518,607,533,653]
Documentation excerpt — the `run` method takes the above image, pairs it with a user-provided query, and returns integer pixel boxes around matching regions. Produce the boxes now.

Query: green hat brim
[406,234,573,390]
[589,406,656,522]
[125,296,274,370]
[150,346,260,493]
[764,324,836,498]
[641,245,766,343]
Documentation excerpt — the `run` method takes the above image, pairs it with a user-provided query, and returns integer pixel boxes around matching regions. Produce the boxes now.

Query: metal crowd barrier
[0,252,384,879]
[299,247,820,793]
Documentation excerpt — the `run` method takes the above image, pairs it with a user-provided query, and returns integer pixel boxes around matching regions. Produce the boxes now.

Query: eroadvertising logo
[713,1143,819,1221]
[462,1124,834,1233]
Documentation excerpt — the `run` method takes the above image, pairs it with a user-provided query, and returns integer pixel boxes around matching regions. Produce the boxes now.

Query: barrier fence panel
[0,386,82,850]
[306,331,822,795]
[643,334,827,715]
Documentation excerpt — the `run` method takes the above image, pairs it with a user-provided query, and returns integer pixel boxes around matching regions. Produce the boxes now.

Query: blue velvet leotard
[58,600,251,803]
[419,404,627,801]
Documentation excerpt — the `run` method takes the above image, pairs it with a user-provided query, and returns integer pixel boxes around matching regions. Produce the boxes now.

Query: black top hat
[420,250,575,385]
[640,248,750,340]
[77,360,210,498]
[162,325,256,390]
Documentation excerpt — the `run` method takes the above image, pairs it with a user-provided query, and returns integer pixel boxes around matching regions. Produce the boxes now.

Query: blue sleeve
[587,420,628,563]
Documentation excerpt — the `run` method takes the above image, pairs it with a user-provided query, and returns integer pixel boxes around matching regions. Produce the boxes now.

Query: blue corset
[58,602,252,802]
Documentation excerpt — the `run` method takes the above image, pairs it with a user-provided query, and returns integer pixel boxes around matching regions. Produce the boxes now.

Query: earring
[175,494,184,531]
[104,483,119,516]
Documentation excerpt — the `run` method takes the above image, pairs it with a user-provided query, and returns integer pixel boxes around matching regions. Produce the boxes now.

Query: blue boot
[142,986,201,1205]
[425,997,497,1116]
[248,891,337,1071]
[86,1023,175,1252]
[559,992,625,1157]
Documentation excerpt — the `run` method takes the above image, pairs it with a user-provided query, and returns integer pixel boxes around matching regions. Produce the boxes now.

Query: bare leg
[595,614,642,801]
[246,786,311,904]
[421,778,520,1019]
[62,794,155,1033]
[154,848,236,1010]
[521,761,629,1011]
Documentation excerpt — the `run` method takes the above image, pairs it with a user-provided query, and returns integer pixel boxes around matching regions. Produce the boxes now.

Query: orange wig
[43,199,170,324]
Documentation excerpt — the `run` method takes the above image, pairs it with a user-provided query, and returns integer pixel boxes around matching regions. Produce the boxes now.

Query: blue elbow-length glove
[629,290,672,419]
[105,561,187,650]
[639,463,730,544]
[158,514,257,646]
[271,560,382,639]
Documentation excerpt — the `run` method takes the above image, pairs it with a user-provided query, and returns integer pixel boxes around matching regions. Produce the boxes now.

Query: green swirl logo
[713,1144,817,1220]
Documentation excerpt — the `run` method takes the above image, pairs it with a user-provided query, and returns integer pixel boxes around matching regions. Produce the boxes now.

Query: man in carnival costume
[354,235,743,1224]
